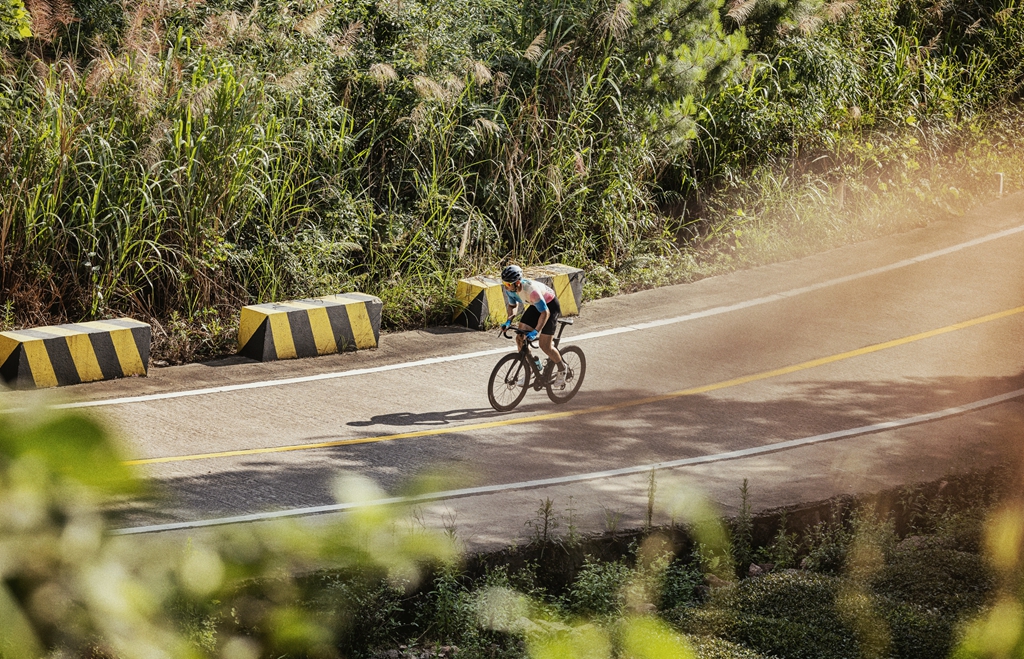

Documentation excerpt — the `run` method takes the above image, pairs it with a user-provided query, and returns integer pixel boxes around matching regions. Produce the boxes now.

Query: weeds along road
[8,195,1024,548]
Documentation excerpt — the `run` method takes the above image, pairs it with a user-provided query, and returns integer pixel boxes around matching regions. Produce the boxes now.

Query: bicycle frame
[500,319,573,389]
[488,317,585,411]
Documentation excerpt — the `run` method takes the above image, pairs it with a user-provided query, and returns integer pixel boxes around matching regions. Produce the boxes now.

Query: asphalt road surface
[5,194,1024,550]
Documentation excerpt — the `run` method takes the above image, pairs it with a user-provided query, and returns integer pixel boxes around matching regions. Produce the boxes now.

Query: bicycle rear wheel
[488,353,531,411]
[546,345,586,404]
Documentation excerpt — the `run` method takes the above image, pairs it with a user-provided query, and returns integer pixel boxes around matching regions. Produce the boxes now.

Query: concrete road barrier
[238,293,383,362]
[527,263,584,316]
[453,275,507,330]
[454,263,585,330]
[0,319,150,389]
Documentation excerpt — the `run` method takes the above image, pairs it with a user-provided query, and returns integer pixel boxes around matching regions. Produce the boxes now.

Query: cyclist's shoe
[553,370,566,389]
[516,374,527,387]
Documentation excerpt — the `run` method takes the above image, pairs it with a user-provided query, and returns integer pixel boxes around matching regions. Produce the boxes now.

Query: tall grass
[0,0,674,338]
[0,0,1022,360]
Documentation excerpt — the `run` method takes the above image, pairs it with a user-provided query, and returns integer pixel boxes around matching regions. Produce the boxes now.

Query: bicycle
[487,318,587,412]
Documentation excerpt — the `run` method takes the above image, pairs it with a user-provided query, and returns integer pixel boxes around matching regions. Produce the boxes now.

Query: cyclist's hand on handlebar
[526,330,539,341]
[501,319,512,329]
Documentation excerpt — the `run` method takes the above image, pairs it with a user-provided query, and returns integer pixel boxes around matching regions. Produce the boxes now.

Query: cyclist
[500,264,566,388]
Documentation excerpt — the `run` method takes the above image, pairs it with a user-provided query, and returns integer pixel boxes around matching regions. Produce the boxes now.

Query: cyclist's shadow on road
[347,407,504,427]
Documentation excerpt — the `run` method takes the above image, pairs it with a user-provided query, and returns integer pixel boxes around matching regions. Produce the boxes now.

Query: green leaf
[0,413,139,494]
[528,622,612,659]
[619,616,696,659]
[0,0,32,44]
[0,583,44,659]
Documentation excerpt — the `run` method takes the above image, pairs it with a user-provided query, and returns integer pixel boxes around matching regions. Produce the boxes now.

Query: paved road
[6,195,1024,550]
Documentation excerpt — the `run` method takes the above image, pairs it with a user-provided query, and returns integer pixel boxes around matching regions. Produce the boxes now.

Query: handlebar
[499,326,540,349]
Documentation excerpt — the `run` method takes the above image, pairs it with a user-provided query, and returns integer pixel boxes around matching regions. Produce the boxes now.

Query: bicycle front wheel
[488,353,531,412]
[546,345,586,404]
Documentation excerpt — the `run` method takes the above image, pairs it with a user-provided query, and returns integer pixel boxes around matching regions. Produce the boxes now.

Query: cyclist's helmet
[501,264,523,284]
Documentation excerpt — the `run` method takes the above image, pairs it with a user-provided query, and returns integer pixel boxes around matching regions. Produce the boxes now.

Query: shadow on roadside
[347,407,501,427]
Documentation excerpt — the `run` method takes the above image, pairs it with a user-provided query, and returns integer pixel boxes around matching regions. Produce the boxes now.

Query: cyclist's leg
[518,306,540,353]
[538,334,561,364]
[537,298,563,367]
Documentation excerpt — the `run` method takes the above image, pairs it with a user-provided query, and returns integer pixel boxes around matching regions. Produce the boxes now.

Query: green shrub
[685,634,773,659]
[151,308,237,364]
[416,565,479,645]
[660,559,706,611]
[726,573,844,622]
[673,523,999,659]
[798,517,856,573]
[678,606,860,659]
[800,508,900,575]
[581,264,622,300]
[870,547,994,616]
[931,509,987,554]
[318,575,410,657]
[675,573,862,659]
[755,513,799,569]
[877,599,956,659]
[564,557,633,617]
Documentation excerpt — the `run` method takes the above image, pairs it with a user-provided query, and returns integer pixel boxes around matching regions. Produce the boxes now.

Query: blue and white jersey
[504,278,556,312]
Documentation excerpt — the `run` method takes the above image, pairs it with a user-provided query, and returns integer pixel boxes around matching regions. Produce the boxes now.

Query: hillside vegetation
[1,0,1022,360]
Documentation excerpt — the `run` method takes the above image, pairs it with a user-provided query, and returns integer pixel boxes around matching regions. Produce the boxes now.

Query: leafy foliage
[0,405,456,659]
[0,0,1018,359]
[564,557,633,616]
[872,547,993,615]
[1,404,1021,659]
[659,558,705,610]
[0,0,31,46]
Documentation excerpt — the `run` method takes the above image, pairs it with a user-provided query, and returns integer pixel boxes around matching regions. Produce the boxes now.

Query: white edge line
[6,223,1023,413]
[110,387,1024,535]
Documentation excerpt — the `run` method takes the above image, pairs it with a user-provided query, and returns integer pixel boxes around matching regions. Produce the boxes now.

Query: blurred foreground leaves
[2,405,1024,659]
[0,408,455,659]
[956,499,1024,659]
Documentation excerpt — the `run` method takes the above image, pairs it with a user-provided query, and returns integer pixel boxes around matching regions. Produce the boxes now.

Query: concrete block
[0,319,150,389]
[238,294,382,361]
[453,264,585,330]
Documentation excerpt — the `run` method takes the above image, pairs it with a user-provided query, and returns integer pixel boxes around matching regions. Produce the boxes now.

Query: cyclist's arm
[535,308,549,332]
[504,290,518,324]
[531,295,549,332]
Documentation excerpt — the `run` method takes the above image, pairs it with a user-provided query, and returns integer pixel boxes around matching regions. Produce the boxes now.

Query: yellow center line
[124,304,1024,467]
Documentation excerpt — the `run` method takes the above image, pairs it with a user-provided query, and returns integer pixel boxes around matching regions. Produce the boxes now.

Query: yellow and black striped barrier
[529,264,584,316]
[0,319,150,389]
[238,293,383,361]
[453,263,584,330]
[453,275,507,330]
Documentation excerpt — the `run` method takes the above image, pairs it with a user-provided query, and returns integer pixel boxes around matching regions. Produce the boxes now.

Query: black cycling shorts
[521,297,561,335]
